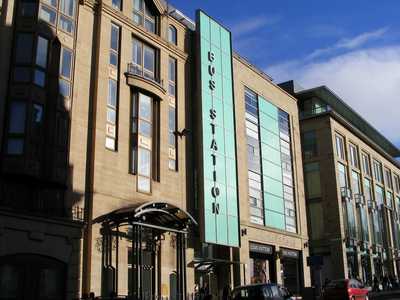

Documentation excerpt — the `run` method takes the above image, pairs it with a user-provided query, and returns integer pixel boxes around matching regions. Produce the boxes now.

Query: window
[6,101,27,155]
[373,160,383,183]
[302,130,318,159]
[351,171,361,195]
[375,185,385,206]
[385,168,393,190]
[349,144,359,168]
[110,24,120,67]
[112,0,122,10]
[364,178,373,203]
[33,36,49,87]
[132,0,156,33]
[168,57,177,171]
[131,93,153,193]
[335,134,345,160]
[395,175,400,194]
[39,4,57,25]
[105,79,118,150]
[39,0,76,34]
[60,0,76,17]
[20,0,37,17]
[362,153,371,176]
[59,47,73,97]
[168,25,177,45]
[308,202,324,239]
[132,38,156,80]
[304,163,321,199]
[338,163,348,189]
[15,34,33,64]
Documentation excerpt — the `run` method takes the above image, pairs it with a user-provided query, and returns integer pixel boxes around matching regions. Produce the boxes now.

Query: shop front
[249,242,276,284]
[280,248,302,295]
[360,245,372,285]
[346,242,359,279]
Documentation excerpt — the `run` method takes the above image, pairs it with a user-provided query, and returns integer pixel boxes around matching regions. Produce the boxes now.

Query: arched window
[168,25,177,45]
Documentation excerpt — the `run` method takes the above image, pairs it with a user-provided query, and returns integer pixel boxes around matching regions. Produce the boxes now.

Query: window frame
[168,24,177,45]
[361,152,371,177]
[385,168,393,190]
[6,100,28,155]
[349,143,359,169]
[110,23,121,68]
[132,0,157,34]
[335,134,345,160]
[131,37,157,81]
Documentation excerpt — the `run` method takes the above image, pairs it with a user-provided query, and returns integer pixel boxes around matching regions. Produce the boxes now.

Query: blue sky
[169,0,400,150]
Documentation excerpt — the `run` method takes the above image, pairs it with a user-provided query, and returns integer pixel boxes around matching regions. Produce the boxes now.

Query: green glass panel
[227,216,239,246]
[205,209,216,243]
[226,187,238,216]
[212,97,224,127]
[201,37,210,65]
[222,78,233,106]
[201,63,211,95]
[264,192,284,214]
[263,176,283,197]
[202,90,212,115]
[259,97,278,120]
[203,150,214,181]
[214,125,225,155]
[216,213,228,245]
[204,179,216,211]
[261,143,281,164]
[265,210,285,230]
[223,103,234,132]
[225,158,237,189]
[210,19,221,47]
[210,44,222,75]
[215,185,227,215]
[221,55,232,80]
[260,112,279,134]
[212,72,223,101]
[224,130,236,159]
[260,127,280,150]
[262,159,282,181]
[199,12,210,40]
[215,153,226,186]
[220,28,231,54]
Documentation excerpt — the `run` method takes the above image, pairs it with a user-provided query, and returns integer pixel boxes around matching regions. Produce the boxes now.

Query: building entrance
[280,248,302,295]
[0,254,66,300]
[249,242,276,284]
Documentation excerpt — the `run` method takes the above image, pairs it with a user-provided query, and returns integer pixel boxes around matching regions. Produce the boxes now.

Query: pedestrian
[373,275,379,292]
[222,285,231,300]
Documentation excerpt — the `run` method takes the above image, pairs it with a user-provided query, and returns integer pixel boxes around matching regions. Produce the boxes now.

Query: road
[369,290,400,300]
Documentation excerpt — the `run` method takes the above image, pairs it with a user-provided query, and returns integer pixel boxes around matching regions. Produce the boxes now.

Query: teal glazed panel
[265,210,285,230]
[264,192,284,214]
[262,159,282,181]
[260,127,280,150]
[198,10,238,247]
[225,157,237,189]
[259,97,278,120]
[222,78,233,106]
[263,176,283,197]
[227,216,239,245]
[261,143,281,164]
[224,130,236,159]
[199,12,210,40]
[210,19,221,47]
[260,113,279,134]
[220,28,231,54]
[226,186,238,215]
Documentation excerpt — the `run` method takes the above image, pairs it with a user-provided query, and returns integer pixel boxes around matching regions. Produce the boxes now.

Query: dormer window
[132,0,156,34]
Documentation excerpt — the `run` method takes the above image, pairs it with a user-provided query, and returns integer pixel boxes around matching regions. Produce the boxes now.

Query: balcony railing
[126,63,163,88]
[300,104,332,119]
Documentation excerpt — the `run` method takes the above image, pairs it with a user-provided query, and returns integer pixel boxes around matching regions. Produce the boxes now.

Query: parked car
[321,279,369,300]
[232,283,301,300]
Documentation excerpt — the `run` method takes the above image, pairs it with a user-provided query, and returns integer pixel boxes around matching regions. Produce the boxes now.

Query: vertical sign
[196,10,239,247]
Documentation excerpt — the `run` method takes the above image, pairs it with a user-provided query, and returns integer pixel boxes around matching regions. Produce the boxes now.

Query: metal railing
[126,63,163,88]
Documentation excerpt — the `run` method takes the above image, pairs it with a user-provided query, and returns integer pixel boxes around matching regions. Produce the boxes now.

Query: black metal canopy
[93,201,197,233]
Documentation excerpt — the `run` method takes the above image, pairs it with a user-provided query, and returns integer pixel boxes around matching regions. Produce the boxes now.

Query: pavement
[369,290,400,300]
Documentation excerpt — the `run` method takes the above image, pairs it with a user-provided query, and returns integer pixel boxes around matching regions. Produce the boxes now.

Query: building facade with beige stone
[281,81,400,289]
[0,0,311,299]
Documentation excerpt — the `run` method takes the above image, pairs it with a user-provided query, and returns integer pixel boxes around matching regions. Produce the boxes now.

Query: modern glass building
[281,81,400,290]
[0,1,311,299]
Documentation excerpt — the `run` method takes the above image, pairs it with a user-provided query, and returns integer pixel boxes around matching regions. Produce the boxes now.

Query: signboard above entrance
[196,10,239,247]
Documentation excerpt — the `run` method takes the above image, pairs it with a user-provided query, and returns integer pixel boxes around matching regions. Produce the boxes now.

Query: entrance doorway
[249,242,276,284]
[0,254,66,300]
[280,249,302,295]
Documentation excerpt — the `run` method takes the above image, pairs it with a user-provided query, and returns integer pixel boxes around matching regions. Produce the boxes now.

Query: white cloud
[231,15,280,37]
[268,46,400,146]
[306,27,389,60]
